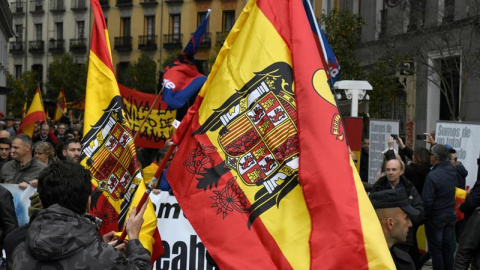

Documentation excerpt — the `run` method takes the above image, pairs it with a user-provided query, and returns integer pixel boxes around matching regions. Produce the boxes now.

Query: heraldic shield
[194,62,300,226]
[82,96,142,227]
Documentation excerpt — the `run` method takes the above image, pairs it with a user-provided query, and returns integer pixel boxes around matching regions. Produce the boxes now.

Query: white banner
[150,193,218,270]
[0,184,36,226]
[368,120,400,183]
[435,121,480,190]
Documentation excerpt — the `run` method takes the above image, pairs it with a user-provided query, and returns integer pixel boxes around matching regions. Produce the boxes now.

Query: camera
[390,134,398,140]
[416,134,427,140]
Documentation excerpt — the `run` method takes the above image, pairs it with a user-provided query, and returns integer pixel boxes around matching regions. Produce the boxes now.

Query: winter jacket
[11,204,152,270]
[372,175,424,224]
[0,185,18,252]
[391,246,416,270]
[422,161,457,218]
[0,158,47,184]
[454,207,480,270]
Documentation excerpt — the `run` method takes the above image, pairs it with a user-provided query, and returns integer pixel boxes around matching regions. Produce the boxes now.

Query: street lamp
[334,80,372,117]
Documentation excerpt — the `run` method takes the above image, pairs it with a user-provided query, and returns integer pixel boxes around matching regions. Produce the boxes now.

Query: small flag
[53,89,66,122]
[18,86,46,137]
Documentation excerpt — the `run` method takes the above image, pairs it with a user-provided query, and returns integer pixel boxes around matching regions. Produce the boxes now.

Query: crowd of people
[361,133,480,270]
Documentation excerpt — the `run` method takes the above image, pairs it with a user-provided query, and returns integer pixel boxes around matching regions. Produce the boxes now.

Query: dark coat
[373,175,425,224]
[0,185,18,252]
[454,207,480,270]
[391,246,416,270]
[11,204,152,270]
[422,161,457,218]
[460,179,480,218]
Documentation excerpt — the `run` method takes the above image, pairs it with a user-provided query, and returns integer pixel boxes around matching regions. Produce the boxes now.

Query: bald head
[375,207,412,248]
[0,130,10,139]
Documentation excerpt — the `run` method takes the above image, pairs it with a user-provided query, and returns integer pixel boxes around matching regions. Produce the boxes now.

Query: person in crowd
[34,141,56,166]
[370,189,419,270]
[11,161,152,269]
[372,159,424,266]
[445,147,468,190]
[4,116,16,138]
[0,138,12,169]
[33,122,57,147]
[0,134,47,189]
[422,144,457,270]
[0,130,10,139]
[396,137,430,196]
[454,206,480,270]
[360,138,369,182]
[62,138,82,163]
[143,149,167,195]
[54,123,68,141]
[0,185,18,265]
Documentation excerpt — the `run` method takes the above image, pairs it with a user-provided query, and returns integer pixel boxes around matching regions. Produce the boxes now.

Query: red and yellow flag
[166,0,393,269]
[21,98,28,118]
[53,88,66,122]
[18,86,45,137]
[82,0,163,262]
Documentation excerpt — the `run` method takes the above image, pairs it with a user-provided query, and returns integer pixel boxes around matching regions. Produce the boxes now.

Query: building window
[145,16,155,36]
[77,21,85,38]
[170,14,181,42]
[15,65,22,78]
[121,17,131,37]
[35,24,42,40]
[439,56,460,120]
[407,0,426,32]
[31,64,43,83]
[222,11,235,33]
[55,22,63,40]
[15,25,23,40]
[444,0,454,24]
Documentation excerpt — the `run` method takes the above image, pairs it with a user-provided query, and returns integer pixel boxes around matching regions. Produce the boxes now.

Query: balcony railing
[139,0,157,5]
[71,0,87,10]
[165,0,183,3]
[29,40,44,54]
[114,36,132,51]
[30,0,44,13]
[49,0,64,11]
[9,41,25,54]
[70,38,87,53]
[216,31,228,44]
[116,0,132,7]
[99,0,109,8]
[163,33,182,49]
[10,1,25,14]
[138,35,157,50]
[48,39,65,53]
[198,32,211,48]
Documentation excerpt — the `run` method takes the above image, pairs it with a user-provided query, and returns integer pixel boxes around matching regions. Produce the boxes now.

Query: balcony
[116,0,132,7]
[10,1,25,14]
[163,33,182,49]
[71,0,87,10]
[29,40,44,54]
[114,36,132,51]
[49,0,64,12]
[139,0,157,5]
[48,39,65,53]
[138,35,157,51]
[198,32,211,48]
[9,41,25,54]
[30,0,44,13]
[216,31,228,44]
[165,0,183,3]
[70,38,87,53]
[99,0,109,8]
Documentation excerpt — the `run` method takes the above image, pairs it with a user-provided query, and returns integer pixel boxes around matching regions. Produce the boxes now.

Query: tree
[46,53,87,104]
[6,71,38,116]
[123,53,158,94]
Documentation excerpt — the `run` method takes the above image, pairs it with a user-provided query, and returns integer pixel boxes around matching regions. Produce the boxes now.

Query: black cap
[369,189,420,217]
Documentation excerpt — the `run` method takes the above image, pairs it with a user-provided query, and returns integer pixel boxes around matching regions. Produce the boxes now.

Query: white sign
[435,121,480,190]
[150,193,218,270]
[368,120,400,183]
[0,184,36,226]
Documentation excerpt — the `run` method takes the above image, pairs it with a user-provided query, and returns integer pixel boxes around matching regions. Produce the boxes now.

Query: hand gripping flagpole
[115,143,176,245]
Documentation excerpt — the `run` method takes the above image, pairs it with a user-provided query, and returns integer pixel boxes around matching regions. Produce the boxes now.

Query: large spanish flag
[53,88,66,122]
[167,0,394,269]
[18,86,45,137]
[81,0,163,262]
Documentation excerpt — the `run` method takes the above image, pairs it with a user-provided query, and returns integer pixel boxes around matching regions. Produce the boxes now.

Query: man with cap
[370,189,419,270]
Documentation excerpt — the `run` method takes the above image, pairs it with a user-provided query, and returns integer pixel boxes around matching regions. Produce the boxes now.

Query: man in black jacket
[455,207,480,270]
[11,161,152,269]
[0,185,18,260]
[370,189,419,270]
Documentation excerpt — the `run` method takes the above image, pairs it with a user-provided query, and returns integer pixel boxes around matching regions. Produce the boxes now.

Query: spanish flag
[21,98,27,118]
[53,88,66,122]
[166,0,394,269]
[18,86,45,137]
[81,0,163,262]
